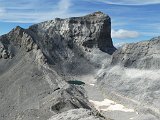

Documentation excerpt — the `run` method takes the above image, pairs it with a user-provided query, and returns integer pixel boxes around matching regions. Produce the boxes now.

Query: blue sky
[0,0,160,46]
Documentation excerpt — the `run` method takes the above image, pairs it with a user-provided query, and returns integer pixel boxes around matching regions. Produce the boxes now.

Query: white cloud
[0,8,5,18]
[58,0,72,12]
[111,29,140,39]
[0,0,85,23]
[114,42,126,48]
[94,0,160,5]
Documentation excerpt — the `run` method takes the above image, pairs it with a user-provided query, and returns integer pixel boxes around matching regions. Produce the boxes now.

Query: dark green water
[67,80,85,85]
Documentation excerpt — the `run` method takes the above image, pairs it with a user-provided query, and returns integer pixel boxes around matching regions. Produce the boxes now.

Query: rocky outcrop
[111,36,160,69]
[0,38,11,59]
[0,26,37,59]
[8,26,39,52]
[48,108,106,120]
[29,11,115,54]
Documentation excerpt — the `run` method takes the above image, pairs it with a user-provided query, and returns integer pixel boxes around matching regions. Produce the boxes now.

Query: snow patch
[90,84,95,86]
[89,98,134,112]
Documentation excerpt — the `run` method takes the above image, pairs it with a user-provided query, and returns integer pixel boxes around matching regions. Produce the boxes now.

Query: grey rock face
[0,40,10,59]
[111,36,160,69]
[29,11,115,57]
[97,36,160,120]
[0,12,113,120]
[48,108,105,120]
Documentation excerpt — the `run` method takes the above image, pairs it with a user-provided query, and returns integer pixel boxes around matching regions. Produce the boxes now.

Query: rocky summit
[0,11,160,120]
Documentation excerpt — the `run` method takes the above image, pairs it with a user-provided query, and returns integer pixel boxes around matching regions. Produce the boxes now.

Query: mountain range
[0,11,160,120]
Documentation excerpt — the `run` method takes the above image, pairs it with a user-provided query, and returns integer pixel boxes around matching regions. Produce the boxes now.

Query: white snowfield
[89,98,134,112]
